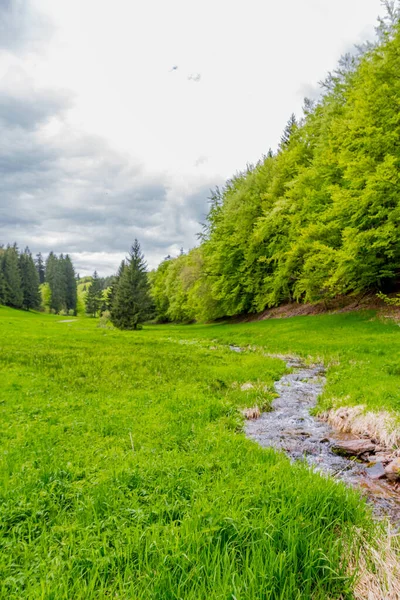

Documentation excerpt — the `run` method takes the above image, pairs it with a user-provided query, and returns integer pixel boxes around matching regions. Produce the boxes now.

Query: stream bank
[243,354,400,525]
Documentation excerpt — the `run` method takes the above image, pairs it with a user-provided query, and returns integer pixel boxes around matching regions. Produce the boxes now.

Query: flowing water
[243,354,400,525]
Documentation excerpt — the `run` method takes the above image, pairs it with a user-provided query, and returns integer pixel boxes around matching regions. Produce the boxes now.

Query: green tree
[63,255,77,314]
[19,247,41,310]
[107,260,125,311]
[44,253,77,314]
[2,244,23,308]
[46,253,64,313]
[40,282,52,312]
[148,6,400,322]
[85,271,103,317]
[0,247,6,305]
[279,113,298,150]
[35,252,45,284]
[111,240,152,330]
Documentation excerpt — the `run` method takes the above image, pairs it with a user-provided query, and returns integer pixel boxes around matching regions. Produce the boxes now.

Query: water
[244,355,400,525]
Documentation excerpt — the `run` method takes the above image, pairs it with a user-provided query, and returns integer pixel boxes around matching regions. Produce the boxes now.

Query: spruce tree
[35,252,45,284]
[111,240,152,330]
[107,260,125,311]
[64,255,77,314]
[85,271,103,317]
[53,254,67,313]
[20,247,40,310]
[279,113,297,150]
[46,252,65,313]
[2,244,23,308]
[0,248,6,305]
[45,252,57,289]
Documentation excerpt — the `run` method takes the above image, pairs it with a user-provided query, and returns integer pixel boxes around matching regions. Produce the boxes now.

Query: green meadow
[1,306,399,599]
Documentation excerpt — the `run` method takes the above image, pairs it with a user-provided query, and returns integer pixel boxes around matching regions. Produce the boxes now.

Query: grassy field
[159,312,400,416]
[0,307,398,599]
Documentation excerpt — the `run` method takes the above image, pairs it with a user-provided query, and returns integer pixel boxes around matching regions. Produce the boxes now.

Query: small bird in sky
[170,65,178,72]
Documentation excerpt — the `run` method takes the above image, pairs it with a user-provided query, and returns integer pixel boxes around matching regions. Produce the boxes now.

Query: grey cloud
[0,74,216,273]
[297,82,321,102]
[0,8,217,274]
[0,87,72,130]
[0,0,49,52]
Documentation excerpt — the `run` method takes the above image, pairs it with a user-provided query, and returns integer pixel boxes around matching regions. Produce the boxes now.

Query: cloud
[0,69,72,130]
[0,0,49,52]
[0,65,216,274]
[297,82,321,102]
[0,0,222,275]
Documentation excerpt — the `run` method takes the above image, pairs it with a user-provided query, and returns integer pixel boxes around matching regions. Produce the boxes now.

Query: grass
[155,311,400,416]
[0,306,397,599]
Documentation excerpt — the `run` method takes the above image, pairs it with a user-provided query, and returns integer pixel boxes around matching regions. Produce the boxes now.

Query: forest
[149,8,400,323]
[0,245,77,315]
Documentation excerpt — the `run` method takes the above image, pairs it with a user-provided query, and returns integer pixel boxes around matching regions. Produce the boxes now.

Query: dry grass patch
[242,406,261,420]
[353,527,400,600]
[322,406,400,450]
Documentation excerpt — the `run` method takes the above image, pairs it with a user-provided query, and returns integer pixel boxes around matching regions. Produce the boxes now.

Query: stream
[242,354,400,525]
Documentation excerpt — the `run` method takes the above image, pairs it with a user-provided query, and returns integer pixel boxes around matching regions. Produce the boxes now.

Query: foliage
[45,252,77,314]
[377,291,400,306]
[85,271,103,317]
[40,282,52,312]
[0,244,40,310]
[1,244,23,308]
[0,306,387,599]
[35,252,45,284]
[149,247,222,323]
[110,240,153,330]
[98,309,114,329]
[19,247,41,310]
[150,16,400,322]
[63,255,78,314]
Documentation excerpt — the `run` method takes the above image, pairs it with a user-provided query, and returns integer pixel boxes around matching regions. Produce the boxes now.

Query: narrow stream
[244,355,400,525]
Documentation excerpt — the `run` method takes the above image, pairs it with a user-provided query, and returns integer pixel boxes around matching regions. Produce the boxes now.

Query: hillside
[150,17,400,323]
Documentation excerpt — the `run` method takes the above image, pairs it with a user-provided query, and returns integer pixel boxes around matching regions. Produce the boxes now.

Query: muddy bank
[225,293,400,323]
[243,355,400,524]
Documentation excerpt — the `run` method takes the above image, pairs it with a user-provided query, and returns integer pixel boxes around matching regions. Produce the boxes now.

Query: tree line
[0,245,40,310]
[0,239,153,328]
[0,245,78,314]
[149,7,400,322]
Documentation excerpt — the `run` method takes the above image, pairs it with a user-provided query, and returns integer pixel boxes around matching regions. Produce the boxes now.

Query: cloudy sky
[0,0,383,275]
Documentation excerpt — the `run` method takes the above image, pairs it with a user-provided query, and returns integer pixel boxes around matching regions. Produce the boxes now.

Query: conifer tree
[0,248,6,305]
[2,244,23,308]
[0,271,6,305]
[45,252,57,289]
[111,240,152,330]
[44,253,76,314]
[46,252,69,313]
[19,247,40,310]
[63,255,77,314]
[85,271,103,317]
[35,252,45,284]
[106,260,125,311]
[279,113,297,149]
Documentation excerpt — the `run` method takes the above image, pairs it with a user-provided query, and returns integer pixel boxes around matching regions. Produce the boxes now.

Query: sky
[0,0,384,275]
